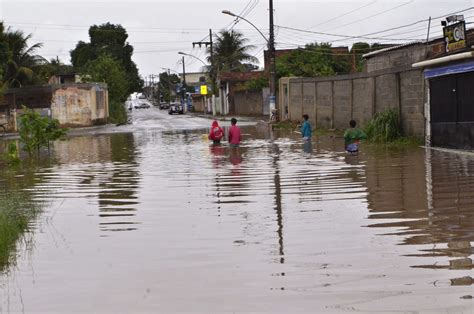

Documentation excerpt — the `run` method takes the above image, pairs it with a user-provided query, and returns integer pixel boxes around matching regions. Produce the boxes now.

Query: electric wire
[325,0,415,32]
[308,0,378,29]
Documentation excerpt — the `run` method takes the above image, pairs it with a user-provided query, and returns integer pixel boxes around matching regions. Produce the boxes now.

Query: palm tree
[0,22,45,88]
[207,30,258,77]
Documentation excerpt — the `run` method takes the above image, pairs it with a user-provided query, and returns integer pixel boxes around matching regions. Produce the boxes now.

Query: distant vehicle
[168,102,184,115]
[134,103,150,109]
[159,102,170,110]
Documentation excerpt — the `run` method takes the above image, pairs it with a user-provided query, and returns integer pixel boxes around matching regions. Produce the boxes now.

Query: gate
[430,72,474,149]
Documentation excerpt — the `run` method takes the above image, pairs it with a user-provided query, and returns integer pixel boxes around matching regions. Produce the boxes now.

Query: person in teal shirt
[344,119,367,153]
[300,114,312,141]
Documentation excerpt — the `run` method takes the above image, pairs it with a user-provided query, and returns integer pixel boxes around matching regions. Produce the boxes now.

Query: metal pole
[269,0,277,120]
[426,16,432,44]
[182,56,187,111]
[182,56,186,85]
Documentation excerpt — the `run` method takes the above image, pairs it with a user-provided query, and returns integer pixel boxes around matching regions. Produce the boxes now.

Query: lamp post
[222,0,277,120]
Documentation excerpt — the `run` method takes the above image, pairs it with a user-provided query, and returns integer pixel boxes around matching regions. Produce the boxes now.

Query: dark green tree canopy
[82,54,129,124]
[158,71,180,102]
[276,43,351,78]
[70,23,143,94]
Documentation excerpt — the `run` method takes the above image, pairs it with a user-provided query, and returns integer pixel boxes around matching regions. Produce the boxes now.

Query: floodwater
[1,107,474,313]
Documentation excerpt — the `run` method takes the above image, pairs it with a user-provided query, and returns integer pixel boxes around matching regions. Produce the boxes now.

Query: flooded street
[1,107,474,313]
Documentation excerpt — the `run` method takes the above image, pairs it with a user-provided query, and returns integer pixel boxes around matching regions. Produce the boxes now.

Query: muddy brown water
[1,122,474,312]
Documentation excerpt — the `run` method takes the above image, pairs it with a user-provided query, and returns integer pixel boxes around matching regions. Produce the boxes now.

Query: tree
[32,57,74,85]
[70,23,143,95]
[83,55,129,124]
[0,22,45,88]
[158,71,180,102]
[18,107,67,157]
[208,30,258,73]
[276,43,351,78]
[350,42,396,72]
[350,42,371,72]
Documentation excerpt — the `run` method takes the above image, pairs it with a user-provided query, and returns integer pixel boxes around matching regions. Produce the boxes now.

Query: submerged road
[1,100,474,313]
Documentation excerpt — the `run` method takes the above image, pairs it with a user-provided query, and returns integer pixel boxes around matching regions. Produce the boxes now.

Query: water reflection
[364,146,474,284]
[4,124,474,311]
[41,133,141,233]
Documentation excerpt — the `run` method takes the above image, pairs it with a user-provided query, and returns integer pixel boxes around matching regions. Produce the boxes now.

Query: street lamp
[178,51,207,67]
[222,2,276,120]
[221,10,269,44]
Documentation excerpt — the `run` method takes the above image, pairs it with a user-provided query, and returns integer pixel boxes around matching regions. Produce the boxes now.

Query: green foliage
[33,57,74,84]
[209,30,258,73]
[0,22,45,88]
[5,143,20,165]
[18,107,67,157]
[277,43,351,78]
[364,108,402,143]
[235,77,269,92]
[0,190,42,272]
[70,23,143,95]
[82,55,128,123]
[158,71,181,102]
[350,42,396,72]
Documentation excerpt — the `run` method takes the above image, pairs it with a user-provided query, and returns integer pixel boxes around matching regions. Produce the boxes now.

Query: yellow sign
[200,85,208,95]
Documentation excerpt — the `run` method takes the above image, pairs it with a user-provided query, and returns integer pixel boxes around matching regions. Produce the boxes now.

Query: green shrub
[108,99,127,124]
[19,107,68,156]
[365,108,402,143]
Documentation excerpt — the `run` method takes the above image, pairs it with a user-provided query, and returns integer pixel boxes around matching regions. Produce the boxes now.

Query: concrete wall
[365,44,427,73]
[51,84,108,127]
[233,90,263,116]
[279,69,425,136]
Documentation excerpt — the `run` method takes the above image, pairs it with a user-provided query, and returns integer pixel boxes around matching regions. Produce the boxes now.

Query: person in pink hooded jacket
[208,120,224,144]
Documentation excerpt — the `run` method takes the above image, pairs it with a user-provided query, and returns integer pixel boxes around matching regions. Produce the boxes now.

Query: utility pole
[181,56,187,110]
[181,56,186,85]
[269,0,277,119]
[192,29,214,92]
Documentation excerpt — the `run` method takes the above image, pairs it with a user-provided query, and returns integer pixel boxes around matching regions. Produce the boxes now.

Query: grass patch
[365,136,424,149]
[365,108,401,143]
[271,120,299,130]
[0,191,43,272]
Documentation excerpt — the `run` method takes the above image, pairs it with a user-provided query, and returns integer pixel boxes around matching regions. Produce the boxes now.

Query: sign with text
[443,21,466,53]
[200,85,208,95]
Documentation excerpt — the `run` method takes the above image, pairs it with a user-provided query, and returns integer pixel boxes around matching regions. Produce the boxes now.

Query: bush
[364,108,402,143]
[19,107,67,156]
[108,100,127,124]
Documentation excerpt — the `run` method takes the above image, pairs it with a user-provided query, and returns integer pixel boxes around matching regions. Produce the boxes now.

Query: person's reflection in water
[303,140,312,154]
[229,147,243,166]
[209,143,225,168]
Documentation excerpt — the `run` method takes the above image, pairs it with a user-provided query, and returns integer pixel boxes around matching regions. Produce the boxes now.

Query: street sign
[200,85,208,95]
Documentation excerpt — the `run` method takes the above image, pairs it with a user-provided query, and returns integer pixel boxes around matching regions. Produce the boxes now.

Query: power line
[325,0,415,32]
[358,6,474,37]
[275,25,421,42]
[309,0,378,29]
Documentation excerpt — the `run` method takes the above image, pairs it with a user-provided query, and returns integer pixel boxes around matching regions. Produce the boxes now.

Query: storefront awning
[424,60,474,78]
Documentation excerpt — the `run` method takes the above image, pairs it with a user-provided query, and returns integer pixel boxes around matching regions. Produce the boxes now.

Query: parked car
[134,102,150,109]
[168,102,184,115]
[159,102,170,110]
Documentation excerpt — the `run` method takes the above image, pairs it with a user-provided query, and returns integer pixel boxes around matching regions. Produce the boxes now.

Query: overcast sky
[1,0,473,80]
